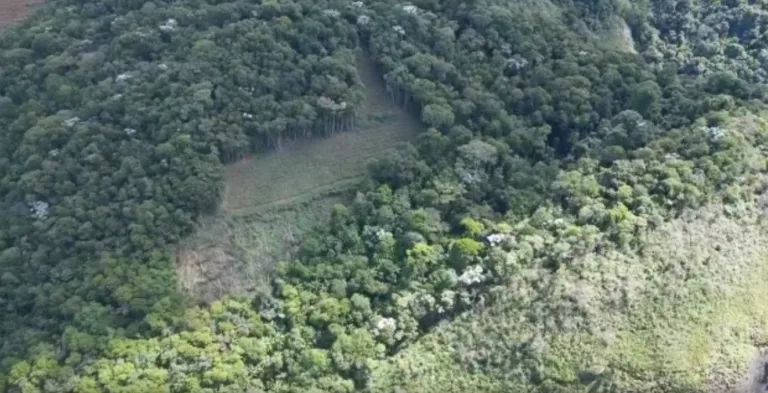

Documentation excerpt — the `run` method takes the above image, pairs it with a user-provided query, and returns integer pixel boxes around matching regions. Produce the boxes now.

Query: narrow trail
[357,50,399,112]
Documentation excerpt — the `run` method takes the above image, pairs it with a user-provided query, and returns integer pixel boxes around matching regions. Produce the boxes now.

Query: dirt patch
[176,196,343,303]
[0,0,43,30]
[175,216,265,303]
[175,244,253,304]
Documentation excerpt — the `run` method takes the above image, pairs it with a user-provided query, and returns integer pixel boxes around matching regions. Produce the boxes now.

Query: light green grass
[226,177,362,218]
[600,15,638,54]
[371,205,768,393]
[223,52,423,214]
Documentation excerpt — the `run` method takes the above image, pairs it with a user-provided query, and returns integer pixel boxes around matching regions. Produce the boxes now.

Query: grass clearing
[223,51,423,215]
[601,16,638,54]
[179,51,423,301]
[176,195,346,303]
[0,0,44,30]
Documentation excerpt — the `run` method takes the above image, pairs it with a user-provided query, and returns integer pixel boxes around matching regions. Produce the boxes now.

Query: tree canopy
[4,0,768,391]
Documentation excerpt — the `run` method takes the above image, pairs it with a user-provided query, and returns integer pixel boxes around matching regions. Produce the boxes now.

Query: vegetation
[371,203,768,392]
[177,196,346,303]
[4,0,768,392]
[223,51,422,215]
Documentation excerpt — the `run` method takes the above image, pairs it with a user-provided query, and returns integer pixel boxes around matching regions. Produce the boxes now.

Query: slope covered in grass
[371,203,768,393]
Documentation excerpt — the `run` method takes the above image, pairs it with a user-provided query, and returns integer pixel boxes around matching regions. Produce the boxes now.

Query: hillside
[3,0,768,392]
[372,203,768,393]
[176,51,424,303]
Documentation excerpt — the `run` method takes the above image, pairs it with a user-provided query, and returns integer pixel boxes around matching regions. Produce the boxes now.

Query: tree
[628,80,662,120]
[421,103,455,129]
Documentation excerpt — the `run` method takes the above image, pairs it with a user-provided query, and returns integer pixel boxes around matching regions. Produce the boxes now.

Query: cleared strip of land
[222,52,423,215]
[0,0,43,30]
[223,122,418,213]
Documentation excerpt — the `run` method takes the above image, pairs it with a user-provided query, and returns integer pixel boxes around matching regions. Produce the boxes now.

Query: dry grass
[223,52,423,214]
[175,215,258,303]
[176,196,344,303]
[0,0,43,30]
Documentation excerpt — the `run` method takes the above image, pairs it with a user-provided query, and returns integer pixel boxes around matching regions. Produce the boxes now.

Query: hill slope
[4,0,768,392]
[372,203,768,393]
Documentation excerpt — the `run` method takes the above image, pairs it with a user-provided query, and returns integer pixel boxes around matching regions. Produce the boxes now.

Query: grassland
[222,52,423,216]
[370,204,768,393]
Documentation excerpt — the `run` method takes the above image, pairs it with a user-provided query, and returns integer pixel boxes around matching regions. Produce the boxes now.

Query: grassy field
[0,0,43,30]
[222,52,423,216]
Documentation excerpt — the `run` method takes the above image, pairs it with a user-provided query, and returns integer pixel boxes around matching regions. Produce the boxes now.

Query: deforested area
[222,51,423,215]
[5,0,768,392]
[0,0,43,30]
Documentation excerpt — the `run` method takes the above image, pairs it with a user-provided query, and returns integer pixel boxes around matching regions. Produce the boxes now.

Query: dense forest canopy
[3,0,768,392]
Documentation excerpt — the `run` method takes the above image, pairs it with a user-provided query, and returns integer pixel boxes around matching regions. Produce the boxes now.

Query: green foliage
[372,206,768,393]
[448,238,484,270]
[5,0,768,392]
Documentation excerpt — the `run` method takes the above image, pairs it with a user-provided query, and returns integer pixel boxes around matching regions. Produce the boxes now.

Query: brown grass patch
[176,196,344,303]
[174,216,264,303]
[0,0,43,30]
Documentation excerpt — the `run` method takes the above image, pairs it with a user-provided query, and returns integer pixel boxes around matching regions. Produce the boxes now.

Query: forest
[3,0,768,392]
